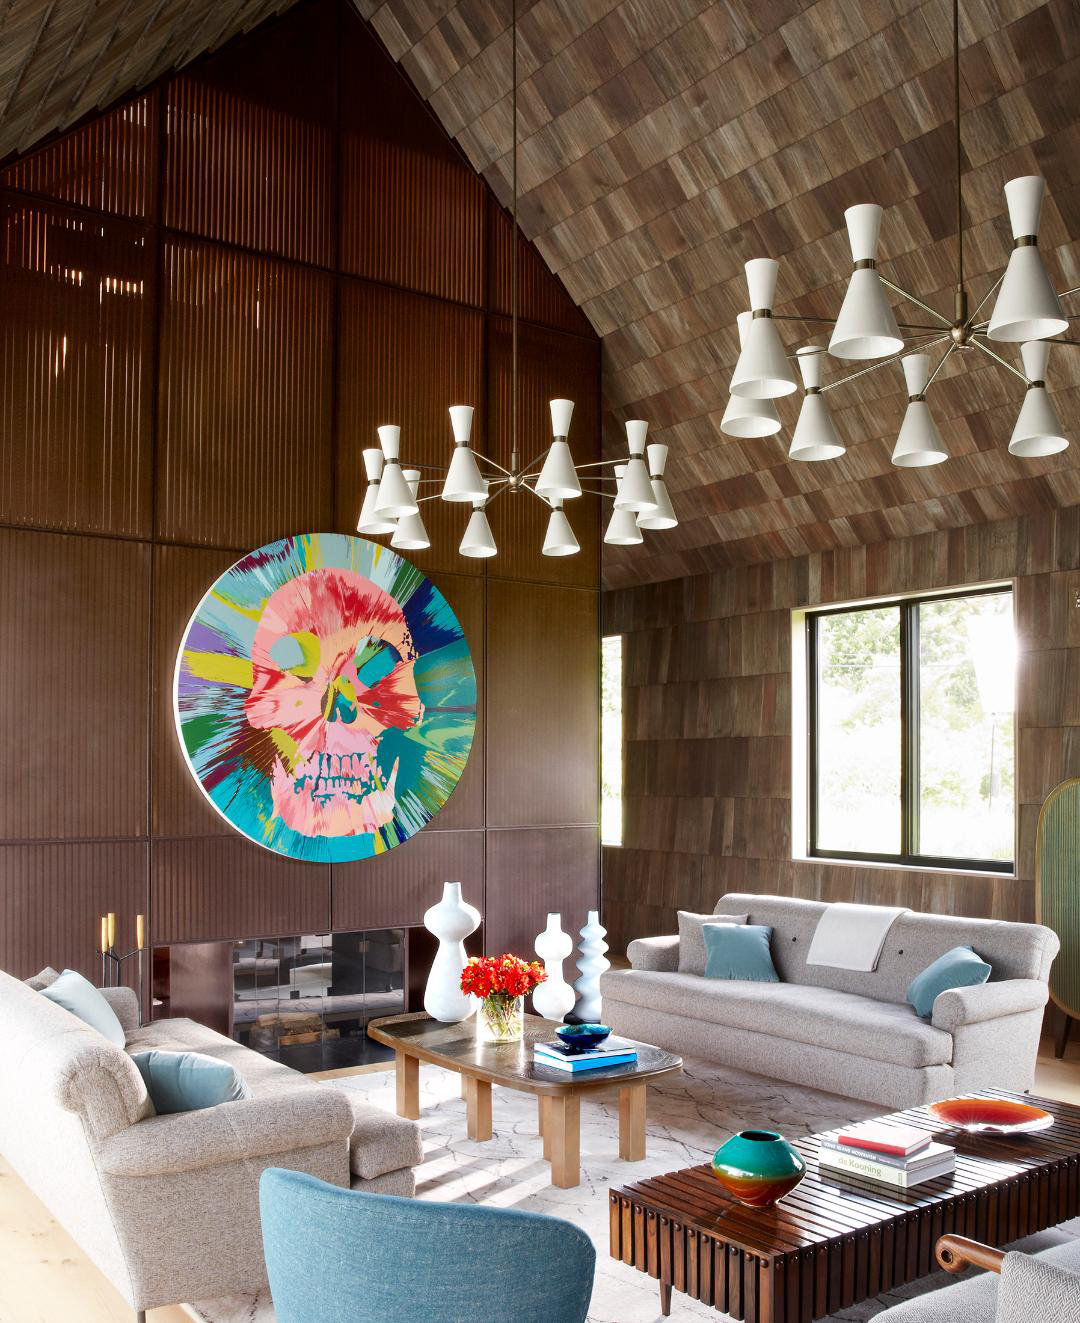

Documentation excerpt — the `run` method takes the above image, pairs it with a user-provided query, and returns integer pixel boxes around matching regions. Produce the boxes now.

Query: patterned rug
[182,1058,1079,1322]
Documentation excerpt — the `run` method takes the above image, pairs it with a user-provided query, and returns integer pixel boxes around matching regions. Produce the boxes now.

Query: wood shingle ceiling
[2,0,1079,588]
[358,0,1080,587]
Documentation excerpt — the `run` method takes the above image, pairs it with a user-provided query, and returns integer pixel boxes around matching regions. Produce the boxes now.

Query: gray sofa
[599,894,1059,1107]
[0,968,423,1318]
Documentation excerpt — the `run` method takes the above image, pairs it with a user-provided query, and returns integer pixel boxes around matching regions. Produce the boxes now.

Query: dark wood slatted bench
[609,1089,1080,1322]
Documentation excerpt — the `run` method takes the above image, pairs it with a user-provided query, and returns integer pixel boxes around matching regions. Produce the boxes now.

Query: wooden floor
[3,1046,1079,1323]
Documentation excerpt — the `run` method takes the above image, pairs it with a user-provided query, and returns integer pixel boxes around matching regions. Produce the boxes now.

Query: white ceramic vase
[532,912,576,1022]
[422,881,480,1023]
[572,909,610,1023]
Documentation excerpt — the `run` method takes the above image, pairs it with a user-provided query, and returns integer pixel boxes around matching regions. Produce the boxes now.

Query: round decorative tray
[929,1097,1053,1135]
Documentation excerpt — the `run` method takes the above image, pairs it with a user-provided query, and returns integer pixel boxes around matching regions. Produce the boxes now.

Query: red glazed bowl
[929,1097,1053,1135]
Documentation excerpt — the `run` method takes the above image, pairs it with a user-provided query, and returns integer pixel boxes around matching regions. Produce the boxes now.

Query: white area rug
[182,1059,1080,1322]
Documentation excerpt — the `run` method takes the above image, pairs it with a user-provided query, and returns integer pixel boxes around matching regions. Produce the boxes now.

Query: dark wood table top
[368,1011,682,1096]
[610,1089,1080,1322]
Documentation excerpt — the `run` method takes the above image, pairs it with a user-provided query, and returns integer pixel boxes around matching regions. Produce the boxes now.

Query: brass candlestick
[97,913,146,1002]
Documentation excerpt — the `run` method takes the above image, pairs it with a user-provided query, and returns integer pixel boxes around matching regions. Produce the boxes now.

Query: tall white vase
[572,910,610,1023]
[422,881,480,1023]
[532,912,576,1022]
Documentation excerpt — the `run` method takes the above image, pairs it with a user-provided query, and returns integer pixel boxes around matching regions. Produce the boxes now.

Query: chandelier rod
[879,275,952,325]
[971,337,1029,382]
[819,335,950,393]
[925,342,955,391]
[770,312,946,334]
[510,0,519,477]
[953,0,964,309]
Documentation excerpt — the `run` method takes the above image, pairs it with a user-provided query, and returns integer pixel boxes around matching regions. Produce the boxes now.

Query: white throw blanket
[805,902,909,972]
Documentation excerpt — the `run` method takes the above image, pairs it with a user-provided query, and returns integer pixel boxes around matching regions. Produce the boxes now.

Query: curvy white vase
[572,910,610,1023]
[532,912,576,1022]
[422,881,480,1023]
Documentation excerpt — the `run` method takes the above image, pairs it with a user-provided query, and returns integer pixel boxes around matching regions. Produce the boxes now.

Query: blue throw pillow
[703,924,780,983]
[906,945,991,1020]
[41,969,125,1047]
[130,1050,250,1115]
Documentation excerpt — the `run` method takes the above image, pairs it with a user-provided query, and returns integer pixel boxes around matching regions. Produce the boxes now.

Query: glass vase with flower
[460,954,546,1043]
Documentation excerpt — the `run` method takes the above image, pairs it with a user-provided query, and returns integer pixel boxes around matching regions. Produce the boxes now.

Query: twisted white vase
[572,909,609,1023]
[532,912,576,1021]
[422,881,480,1023]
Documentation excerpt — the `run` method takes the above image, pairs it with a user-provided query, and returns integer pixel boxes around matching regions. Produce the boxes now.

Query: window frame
[806,584,1014,874]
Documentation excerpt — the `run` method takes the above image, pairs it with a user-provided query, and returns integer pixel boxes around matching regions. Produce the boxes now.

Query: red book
[836,1121,931,1158]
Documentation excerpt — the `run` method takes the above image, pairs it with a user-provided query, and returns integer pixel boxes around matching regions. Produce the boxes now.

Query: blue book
[533,1048,637,1072]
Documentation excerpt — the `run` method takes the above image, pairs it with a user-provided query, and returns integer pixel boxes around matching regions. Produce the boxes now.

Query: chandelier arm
[769,312,943,334]
[1060,286,1080,300]
[476,454,515,478]
[953,0,963,297]
[480,478,512,508]
[971,337,1030,383]
[968,271,1004,322]
[1042,336,1080,348]
[878,276,952,326]
[579,487,616,498]
[923,343,955,392]
[574,458,622,470]
[818,335,950,393]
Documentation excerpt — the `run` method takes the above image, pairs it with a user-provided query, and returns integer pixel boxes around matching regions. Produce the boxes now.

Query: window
[806,587,1015,871]
[601,634,624,845]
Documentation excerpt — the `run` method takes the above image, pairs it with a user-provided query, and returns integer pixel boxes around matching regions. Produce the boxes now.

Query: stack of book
[533,1038,638,1072]
[818,1121,955,1189]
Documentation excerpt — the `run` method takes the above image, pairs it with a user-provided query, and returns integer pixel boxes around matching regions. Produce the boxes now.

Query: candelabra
[98,911,146,998]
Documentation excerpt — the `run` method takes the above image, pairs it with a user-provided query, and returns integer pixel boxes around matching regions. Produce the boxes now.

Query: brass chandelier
[722,0,1080,466]
[356,0,678,559]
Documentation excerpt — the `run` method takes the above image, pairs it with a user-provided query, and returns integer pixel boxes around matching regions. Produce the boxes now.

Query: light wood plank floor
[4,1046,1079,1322]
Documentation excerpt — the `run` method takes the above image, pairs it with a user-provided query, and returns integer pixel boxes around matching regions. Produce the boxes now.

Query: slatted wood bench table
[610,1089,1080,1323]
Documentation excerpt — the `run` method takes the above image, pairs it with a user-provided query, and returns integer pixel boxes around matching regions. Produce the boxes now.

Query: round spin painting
[173,533,476,862]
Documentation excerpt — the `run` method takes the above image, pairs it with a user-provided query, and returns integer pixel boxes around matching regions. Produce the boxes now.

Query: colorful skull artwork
[174,533,476,862]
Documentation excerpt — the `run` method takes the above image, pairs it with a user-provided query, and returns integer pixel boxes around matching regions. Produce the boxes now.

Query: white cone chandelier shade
[614,420,659,511]
[536,400,582,500]
[390,472,430,550]
[441,405,487,503]
[788,347,845,462]
[987,177,1068,343]
[892,355,948,467]
[729,259,797,399]
[1009,341,1068,457]
[637,443,678,529]
[722,312,781,436]
[605,467,644,545]
[373,426,419,517]
[828,205,904,360]
[459,498,497,558]
[357,448,397,534]
[542,501,580,556]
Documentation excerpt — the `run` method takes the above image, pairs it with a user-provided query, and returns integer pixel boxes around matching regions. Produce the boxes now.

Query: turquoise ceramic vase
[711,1130,806,1208]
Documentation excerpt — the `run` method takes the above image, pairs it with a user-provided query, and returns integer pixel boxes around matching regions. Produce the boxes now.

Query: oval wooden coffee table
[368,1011,682,1189]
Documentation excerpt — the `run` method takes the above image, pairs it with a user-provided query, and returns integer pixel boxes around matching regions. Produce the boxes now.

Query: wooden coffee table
[610,1088,1080,1322]
[368,1011,681,1188]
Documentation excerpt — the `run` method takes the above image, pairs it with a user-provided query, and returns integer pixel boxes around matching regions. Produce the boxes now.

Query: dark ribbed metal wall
[0,0,601,985]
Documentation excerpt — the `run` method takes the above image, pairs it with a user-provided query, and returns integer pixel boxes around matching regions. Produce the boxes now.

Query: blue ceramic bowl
[555,1023,612,1053]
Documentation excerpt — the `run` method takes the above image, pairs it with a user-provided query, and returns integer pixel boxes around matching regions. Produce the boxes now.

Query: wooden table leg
[395,1051,419,1120]
[539,1095,552,1159]
[659,1280,672,1316]
[619,1082,647,1161]
[465,1076,493,1141]
[461,1074,469,1098]
[548,1094,580,1188]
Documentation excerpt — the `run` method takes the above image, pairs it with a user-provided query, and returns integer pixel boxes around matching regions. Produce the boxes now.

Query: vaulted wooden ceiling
[2,0,1079,588]
[358,0,1080,588]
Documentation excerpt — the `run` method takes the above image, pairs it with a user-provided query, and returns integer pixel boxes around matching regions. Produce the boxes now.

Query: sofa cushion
[602,969,953,1069]
[41,970,126,1047]
[24,966,60,990]
[907,946,991,1020]
[126,1017,306,1097]
[703,924,779,983]
[131,1049,251,1114]
[677,911,748,975]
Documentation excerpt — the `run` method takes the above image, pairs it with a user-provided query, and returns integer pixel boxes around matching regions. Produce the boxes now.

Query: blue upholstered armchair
[259,1168,596,1323]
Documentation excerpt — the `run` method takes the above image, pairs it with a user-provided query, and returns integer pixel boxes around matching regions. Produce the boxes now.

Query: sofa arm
[99,986,141,1035]
[626,935,679,972]
[96,1086,354,1177]
[932,979,1049,1034]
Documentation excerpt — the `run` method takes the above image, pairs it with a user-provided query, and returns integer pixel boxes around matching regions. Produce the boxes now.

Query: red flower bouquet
[461,954,545,1043]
